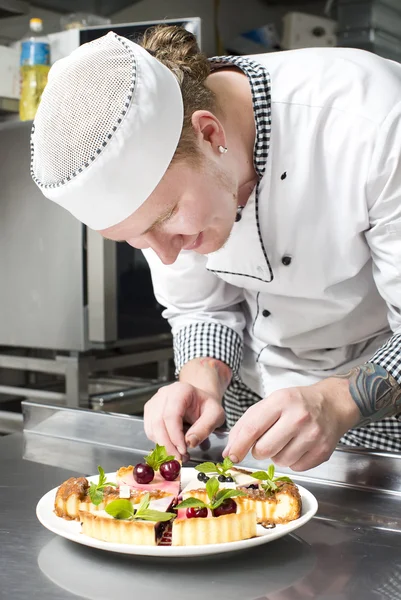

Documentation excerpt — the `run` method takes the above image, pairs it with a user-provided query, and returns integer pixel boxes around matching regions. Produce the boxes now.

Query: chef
[31,26,401,471]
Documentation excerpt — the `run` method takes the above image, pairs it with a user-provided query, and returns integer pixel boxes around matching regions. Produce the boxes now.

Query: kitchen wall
[0,6,62,46]
[0,1,328,51]
[111,0,328,56]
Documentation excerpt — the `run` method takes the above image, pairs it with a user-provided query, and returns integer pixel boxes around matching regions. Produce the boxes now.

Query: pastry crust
[80,510,160,545]
[54,477,89,520]
[182,482,302,524]
[54,477,173,521]
[172,510,257,546]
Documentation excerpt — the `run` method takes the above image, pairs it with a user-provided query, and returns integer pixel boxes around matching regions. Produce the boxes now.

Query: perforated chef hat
[30,32,184,230]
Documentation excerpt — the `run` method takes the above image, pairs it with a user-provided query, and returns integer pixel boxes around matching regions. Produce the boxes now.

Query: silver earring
[218,145,228,154]
[235,205,245,222]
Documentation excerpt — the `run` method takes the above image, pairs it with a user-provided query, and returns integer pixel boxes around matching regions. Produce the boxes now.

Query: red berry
[133,463,154,484]
[160,460,181,481]
[213,499,237,517]
[186,507,208,519]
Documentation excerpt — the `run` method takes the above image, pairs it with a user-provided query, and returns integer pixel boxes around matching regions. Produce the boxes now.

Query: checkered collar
[208,55,272,179]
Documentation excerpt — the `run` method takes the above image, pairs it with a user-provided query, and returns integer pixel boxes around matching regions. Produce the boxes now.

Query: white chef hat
[30,31,184,230]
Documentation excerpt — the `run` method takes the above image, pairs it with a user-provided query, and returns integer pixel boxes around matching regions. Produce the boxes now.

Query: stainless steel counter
[2,403,401,600]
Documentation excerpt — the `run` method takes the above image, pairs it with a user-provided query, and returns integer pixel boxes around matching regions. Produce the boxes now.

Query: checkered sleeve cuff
[173,322,243,376]
[369,333,401,384]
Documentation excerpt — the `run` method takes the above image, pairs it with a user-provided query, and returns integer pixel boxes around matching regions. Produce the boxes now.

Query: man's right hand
[143,381,226,459]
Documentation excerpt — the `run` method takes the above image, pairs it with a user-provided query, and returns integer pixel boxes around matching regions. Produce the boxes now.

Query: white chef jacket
[143,47,401,432]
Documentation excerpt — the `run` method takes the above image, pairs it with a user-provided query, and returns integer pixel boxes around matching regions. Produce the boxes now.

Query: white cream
[119,485,131,499]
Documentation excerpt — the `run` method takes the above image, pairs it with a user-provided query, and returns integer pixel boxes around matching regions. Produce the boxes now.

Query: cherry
[213,499,237,517]
[133,463,154,484]
[186,507,208,519]
[160,460,181,481]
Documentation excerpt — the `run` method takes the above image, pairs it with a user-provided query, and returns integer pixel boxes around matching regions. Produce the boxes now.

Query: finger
[289,450,321,472]
[161,386,199,455]
[143,399,158,442]
[251,417,295,460]
[150,419,183,458]
[290,443,333,471]
[163,412,188,457]
[269,436,313,468]
[223,403,281,463]
[185,400,225,448]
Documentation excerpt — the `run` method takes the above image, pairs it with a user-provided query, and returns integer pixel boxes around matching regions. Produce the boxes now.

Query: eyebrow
[142,203,178,235]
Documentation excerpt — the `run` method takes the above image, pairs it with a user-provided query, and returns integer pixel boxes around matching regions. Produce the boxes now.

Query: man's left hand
[223,378,361,471]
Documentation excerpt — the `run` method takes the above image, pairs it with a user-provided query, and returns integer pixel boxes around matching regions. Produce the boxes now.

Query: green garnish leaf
[105,499,135,520]
[135,510,176,522]
[221,457,234,472]
[98,466,106,487]
[262,481,278,493]
[105,498,175,523]
[195,462,219,474]
[88,466,117,505]
[89,483,104,506]
[250,465,293,494]
[195,458,235,478]
[175,498,208,510]
[250,470,270,481]
[135,492,150,515]
[211,488,245,510]
[145,444,175,471]
[206,476,220,502]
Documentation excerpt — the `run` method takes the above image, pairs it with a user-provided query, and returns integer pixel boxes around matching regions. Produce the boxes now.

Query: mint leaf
[221,457,234,472]
[211,489,245,510]
[206,476,219,502]
[176,497,208,510]
[262,480,278,493]
[135,510,175,522]
[276,476,293,483]
[89,482,104,506]
[250,470,269,480]
[105,499,135,520]
[88,466,117,505]
[145,444,174,471]
[268,465,275,480]
[195,462,218,474]
[97,465,106,487]
[135,493,150,515]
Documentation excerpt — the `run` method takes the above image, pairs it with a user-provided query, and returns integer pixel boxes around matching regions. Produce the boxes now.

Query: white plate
[36,467,318,557]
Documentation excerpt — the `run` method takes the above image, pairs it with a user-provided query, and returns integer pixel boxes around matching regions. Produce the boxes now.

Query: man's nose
[145,232,182,265]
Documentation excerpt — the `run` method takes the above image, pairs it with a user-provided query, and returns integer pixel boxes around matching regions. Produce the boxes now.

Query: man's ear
[191,110,227,150]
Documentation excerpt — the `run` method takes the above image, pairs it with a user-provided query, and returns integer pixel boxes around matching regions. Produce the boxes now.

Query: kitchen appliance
[281,12,337,50]
[0,45,19,99]
[337,0,401,61]
[48,17,201,64]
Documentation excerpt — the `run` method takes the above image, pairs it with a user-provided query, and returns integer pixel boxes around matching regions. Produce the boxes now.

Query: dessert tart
[182,462,301,526]
[54,476,92,520]
[75,473,256,547]
[116,444,181,497]
[54,460,178,521]
[172,476,256,546]
[80,493,175,546]
[52,446,300,546]
[180,458,257,497]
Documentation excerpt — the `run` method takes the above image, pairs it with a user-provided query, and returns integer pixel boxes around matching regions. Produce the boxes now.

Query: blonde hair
[141,25,217,163]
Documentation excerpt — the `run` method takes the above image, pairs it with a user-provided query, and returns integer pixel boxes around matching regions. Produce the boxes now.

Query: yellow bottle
[19,18,50,121]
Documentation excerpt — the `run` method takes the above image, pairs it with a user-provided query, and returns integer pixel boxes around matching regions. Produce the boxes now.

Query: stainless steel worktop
[2,402,401,600]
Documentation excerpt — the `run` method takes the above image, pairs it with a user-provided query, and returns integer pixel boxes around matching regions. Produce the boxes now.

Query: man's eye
[163,206,178,224]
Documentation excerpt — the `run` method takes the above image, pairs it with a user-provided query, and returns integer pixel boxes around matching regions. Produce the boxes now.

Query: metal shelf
[0,97,19,115]
[0,0,28,19]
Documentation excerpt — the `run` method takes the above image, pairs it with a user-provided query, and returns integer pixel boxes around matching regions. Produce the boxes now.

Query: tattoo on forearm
[198,358,232,393]
[335,363,401,426]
